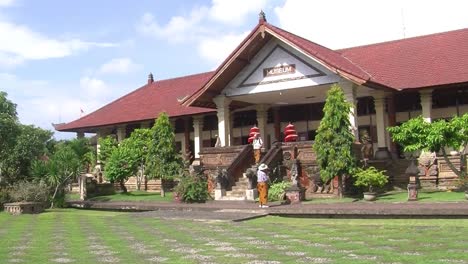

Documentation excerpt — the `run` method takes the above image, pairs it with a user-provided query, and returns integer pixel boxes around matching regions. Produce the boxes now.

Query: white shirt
[253,137,263,149]
[257,170,269,183]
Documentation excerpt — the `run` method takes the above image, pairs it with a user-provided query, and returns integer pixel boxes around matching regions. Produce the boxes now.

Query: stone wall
[4,202,45,215]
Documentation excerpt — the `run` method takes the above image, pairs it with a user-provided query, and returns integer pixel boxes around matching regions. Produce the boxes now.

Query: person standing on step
[252,132,263,164]
[257,163,270,208]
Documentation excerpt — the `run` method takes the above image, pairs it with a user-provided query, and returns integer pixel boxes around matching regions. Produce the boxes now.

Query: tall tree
[146,112,183,197]
[97,135,118,171]
[125,128,151,190]
[0,91,19,183]
[104,138,140,193]
[313,84,357,198]
[0,92,53,184]
[388,114,468,178]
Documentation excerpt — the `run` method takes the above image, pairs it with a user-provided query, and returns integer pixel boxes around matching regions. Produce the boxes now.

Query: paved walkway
[67,199,468,221]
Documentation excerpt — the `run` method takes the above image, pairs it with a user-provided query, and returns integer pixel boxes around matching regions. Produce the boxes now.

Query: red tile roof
[56,72,215,132]
[57,23,468,132]
[266,24,373,84]
[339,28,468,90]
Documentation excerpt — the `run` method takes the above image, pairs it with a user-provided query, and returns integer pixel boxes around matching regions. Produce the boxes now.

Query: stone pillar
[193,116,204,159]
[183,117,191,157]
[387,93,398,159]
[77,132,85,139]
[341,81,359,140]
[116,125,126,142]
[213,96,232,147]
[273,107,281,142]
[420,89,433,123]
[372,92,391,159]
[256,104,270,149]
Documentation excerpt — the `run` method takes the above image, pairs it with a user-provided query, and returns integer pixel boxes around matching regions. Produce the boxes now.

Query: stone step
[217,196,247,201]
[227,190,246,196]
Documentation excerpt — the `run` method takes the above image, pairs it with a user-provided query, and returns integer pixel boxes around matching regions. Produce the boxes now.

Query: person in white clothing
[252,133,263,164]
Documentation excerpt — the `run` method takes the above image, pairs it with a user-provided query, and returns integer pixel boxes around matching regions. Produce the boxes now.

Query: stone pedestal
[285,186,305,204]
[245,189,258,201]
[215,189,226,200]
[407,183,418,201]
[375,147,391,160]
[4,202,45,215]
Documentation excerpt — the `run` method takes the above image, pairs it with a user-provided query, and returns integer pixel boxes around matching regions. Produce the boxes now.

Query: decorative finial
[258,10,266,23]
[148,72,154,84]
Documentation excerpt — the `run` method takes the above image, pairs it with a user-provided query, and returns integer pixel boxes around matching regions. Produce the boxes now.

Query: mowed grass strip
[1,210,468,263]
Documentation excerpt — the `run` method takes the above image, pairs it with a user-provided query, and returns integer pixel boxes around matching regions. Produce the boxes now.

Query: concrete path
[67,199,468,221]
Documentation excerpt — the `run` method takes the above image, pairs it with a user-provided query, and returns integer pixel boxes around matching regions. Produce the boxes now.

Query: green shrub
[354,166,388,193]
[0,188,10,206]
[8,180,50,203]
[174,174,209,203]
[268,181,290,201]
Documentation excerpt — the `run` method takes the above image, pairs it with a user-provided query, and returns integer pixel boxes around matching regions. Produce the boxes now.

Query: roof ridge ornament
[258,10,266,23]
[148,72,154,84]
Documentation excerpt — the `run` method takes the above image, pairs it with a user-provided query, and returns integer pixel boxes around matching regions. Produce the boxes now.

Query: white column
[420,89,433,123]
[372,91,391,159]
[193,116,204,159]
[116,125,126,142]
[341,81,359,140]
[213,95,232,147]
[256,104,269,148]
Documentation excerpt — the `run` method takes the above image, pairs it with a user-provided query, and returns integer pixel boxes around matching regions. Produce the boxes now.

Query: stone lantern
[406,159,420,201]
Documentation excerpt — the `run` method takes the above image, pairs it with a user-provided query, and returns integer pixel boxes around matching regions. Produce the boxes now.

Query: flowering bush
[268,181,290,201]
[354,166,388,193]
[174,174,209,203]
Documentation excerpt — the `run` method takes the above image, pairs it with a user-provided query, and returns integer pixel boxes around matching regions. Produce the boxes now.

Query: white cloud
[275,0,468,49]
[98,57,141,75]
[136,1,269,65]
[0,21,118,66]
[198,31,250,65]
[0,73,109,139]
[209,0,267,25]
[80,76,110,99]
[0,0,15,7]
[137,8,209,43]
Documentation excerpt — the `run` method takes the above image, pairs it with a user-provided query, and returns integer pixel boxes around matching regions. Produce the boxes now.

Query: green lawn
[66,190,174,202]
[0,209,467,263]
[304,190,467,204]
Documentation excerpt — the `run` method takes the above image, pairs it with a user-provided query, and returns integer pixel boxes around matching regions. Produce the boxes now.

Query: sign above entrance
[263,64,296,77]
[237,45,327,88]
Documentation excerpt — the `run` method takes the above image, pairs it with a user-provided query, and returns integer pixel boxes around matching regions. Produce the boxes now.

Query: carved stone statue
[290,160,299,187]
[360,129,373,160]
[214,135,221,147]
[215,167,228,189]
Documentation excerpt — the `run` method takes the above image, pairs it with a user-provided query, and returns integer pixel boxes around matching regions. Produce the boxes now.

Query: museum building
[56,13,468,199]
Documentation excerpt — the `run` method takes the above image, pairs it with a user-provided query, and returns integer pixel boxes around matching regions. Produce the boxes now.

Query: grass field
[303,190,467,204]
[1,209,467,263]
[66,190,174,202]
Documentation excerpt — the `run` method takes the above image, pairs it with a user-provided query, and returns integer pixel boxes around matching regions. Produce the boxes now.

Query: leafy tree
[388,114,468,178]
[98,135,118,171]
[3,125,53,181]
[313,84,357,198]
[146,112,183,197]
[0,91,19,183]
[104,139,140,193]
[0,92,53,184]
[125,128,151,190]
[33,143,81,208]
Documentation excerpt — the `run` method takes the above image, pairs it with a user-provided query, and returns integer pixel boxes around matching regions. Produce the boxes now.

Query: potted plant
[354,166,389,201]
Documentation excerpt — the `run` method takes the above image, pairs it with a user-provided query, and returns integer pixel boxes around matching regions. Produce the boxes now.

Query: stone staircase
[219,166,258,201]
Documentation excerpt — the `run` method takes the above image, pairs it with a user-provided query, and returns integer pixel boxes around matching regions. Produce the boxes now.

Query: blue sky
[1,0,467,139]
